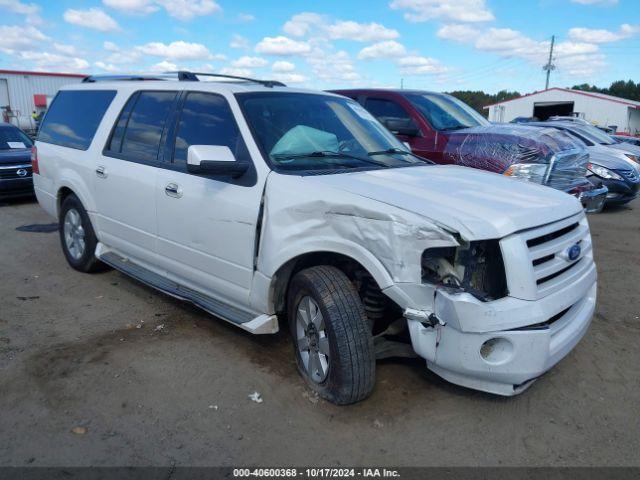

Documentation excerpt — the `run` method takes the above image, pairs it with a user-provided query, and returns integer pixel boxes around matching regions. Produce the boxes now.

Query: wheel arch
[265,246,394,317]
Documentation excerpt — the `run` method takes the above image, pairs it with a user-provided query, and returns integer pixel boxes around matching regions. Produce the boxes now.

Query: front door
[155,91,264,306]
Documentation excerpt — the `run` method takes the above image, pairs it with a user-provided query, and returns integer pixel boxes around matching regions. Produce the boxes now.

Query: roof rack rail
[81,71,287,88]
[82,73,177,83]
[174,71,286,88]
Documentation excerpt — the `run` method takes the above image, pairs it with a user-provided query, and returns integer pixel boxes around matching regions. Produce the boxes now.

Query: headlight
[422,240,508,302]
[587,162,623,180]
[624,153,639,164]
[503,163,548,184]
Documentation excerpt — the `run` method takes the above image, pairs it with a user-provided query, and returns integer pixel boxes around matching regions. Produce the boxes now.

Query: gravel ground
[0,198,638,467]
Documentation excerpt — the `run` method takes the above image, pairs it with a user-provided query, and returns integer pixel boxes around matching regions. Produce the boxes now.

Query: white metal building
[0,69,85,130]
[485,87,640,134]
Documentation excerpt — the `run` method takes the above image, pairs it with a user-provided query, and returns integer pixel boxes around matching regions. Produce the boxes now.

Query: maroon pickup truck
[330,89,607,212]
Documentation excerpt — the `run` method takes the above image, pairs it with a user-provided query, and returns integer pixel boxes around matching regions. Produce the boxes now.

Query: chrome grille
[0,163,32,179]
[500,212,594,300]
[617,169,639,182]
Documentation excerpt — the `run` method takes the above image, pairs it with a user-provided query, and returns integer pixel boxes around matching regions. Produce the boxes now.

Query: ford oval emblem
[567,243,581,261]
[16,168,28,177]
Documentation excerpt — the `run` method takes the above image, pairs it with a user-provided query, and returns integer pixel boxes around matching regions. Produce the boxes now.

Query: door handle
[96,165,107,178]
[165,182,183,198]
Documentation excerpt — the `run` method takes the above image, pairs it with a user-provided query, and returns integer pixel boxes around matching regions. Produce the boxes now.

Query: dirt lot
[0,198,639,467]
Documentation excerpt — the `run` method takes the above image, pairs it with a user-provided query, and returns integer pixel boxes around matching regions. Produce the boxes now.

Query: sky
[0,0,638,94]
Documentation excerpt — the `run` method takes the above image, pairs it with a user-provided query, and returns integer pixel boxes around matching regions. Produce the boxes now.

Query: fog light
[480,337,514,365]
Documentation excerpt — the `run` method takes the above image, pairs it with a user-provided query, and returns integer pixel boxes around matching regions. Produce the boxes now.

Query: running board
[99,251,278,334]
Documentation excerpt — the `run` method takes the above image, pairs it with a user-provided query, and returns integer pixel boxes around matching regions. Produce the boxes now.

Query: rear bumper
[406,262,596,396]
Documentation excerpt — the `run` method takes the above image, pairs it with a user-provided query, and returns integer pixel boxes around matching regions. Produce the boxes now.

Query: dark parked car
[528,122,640,206]
[612,135,640,147]
[0,123,34,199]
[331,89,607,212]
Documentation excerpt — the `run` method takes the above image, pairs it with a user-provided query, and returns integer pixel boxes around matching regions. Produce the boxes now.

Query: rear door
[94,90,178,267]
[154,91,263,306]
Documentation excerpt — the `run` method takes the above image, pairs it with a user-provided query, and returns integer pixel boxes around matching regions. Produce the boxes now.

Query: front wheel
[288,266,375,405]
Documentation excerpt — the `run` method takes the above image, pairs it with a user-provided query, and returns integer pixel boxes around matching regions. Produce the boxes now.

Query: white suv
[33,73,597,404]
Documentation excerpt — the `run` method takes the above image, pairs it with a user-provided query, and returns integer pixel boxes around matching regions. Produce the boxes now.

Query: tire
[59,193,103,273]
[288,266,375,405]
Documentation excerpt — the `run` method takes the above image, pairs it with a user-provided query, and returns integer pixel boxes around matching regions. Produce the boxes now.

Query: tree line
[447,79,639,117]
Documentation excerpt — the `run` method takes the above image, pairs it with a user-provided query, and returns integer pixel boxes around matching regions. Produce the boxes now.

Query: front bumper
[406,262,597,396]
[588,176,639,206]
[577,185,607,213]
[0,177,34,198]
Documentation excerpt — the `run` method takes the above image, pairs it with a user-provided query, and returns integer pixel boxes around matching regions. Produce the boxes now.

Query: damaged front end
[421,239,508,302]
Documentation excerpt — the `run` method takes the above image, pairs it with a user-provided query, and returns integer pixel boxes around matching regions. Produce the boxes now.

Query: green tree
[447,90,521,117]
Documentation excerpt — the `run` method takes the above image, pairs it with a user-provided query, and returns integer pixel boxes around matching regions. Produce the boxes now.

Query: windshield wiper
[367,147,434,164]
[271,150,390,168]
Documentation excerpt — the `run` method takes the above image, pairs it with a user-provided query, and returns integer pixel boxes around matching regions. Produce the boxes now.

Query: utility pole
[543,35,556,90]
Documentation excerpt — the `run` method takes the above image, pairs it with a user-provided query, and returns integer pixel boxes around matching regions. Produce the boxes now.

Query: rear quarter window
[38,90,117,150]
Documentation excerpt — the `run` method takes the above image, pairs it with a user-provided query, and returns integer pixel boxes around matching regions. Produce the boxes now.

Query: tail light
[31,146,39,174]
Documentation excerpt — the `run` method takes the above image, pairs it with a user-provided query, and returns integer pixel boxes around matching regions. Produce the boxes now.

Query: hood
[0,148,31,165]
[607,142,640,156]
[308,165,583,240]
[587,144,639,171]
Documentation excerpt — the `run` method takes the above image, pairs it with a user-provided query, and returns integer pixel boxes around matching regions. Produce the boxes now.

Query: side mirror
[187,145,248,178]
[383,118,420,137]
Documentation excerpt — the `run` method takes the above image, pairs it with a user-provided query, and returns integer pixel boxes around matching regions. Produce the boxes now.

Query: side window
[364,98,412,123]
[107,91,177,162]
[173,92,249,165]
[38,90,116,150]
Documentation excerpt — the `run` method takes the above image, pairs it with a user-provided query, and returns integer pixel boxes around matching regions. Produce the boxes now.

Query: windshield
[0,126,33,150]
[237,92,425,173]
[575,125,616,145]
[406,93,490,131]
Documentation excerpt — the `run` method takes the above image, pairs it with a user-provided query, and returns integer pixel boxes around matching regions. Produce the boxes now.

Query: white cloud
[272,72,307,84]
[53,43,79,55]
[156,0,220,21]
[436,24,480,43]
[94,61,121,72]
[219,67,252,77]
[137,40,213,60]
[0,25,48,53]
[389,0,494,23]
[149,60,178,72]
[306,49,360,82]
[358,40,406,59]
[272,60,295,72]
[568,24,639,43]
[283,12,324,37]
[570,0,617,4]
[255,36,312,56]
[103,41,119,52]
[397,55,448,75]
[0,0,42,24]
[230,34,250,50]
[237,13,255,22]
[283,12,399,42]
[102,0,157,14]
[19,51,89,71]
[231,56,268,68]
[63,8,120,32]
[103,0,221,20]
[437,25,607,77]
[327,21,399,42]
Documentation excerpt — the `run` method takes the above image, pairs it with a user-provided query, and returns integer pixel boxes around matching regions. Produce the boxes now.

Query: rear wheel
[59,194,102,273]
[288,266,375,405]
